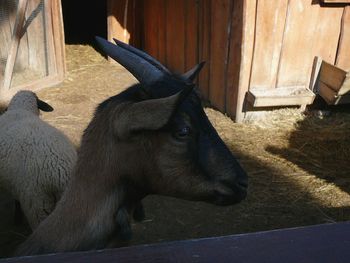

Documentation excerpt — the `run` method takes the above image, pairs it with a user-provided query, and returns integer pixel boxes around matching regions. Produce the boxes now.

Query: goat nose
[237,171,248,189]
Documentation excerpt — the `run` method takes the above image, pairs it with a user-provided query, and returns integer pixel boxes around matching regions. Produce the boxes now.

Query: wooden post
[234,0,257,123]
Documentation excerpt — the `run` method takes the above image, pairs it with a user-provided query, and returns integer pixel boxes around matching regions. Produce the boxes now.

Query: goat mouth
[212,182,247,206]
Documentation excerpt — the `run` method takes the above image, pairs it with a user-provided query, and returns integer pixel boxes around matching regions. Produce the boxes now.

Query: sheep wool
[0,90,77,230]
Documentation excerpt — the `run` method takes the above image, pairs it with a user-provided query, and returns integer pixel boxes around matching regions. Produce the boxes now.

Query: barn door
[0,0,65,104]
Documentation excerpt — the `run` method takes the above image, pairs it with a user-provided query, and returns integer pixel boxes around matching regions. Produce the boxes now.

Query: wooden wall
[108,0,243,116]
[107,0,350,122]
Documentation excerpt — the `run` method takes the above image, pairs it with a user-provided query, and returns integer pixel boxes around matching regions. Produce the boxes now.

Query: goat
[15,37,248,256]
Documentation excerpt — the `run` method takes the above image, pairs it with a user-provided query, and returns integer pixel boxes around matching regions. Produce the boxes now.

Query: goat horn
[113,38,171,74]
[95,36,165,85]
[181,61,206,82]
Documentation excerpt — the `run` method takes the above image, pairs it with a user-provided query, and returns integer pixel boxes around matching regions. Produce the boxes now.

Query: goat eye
[177,126,191,137]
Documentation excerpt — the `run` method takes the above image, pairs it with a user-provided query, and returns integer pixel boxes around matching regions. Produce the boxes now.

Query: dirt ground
[1,45,350,258]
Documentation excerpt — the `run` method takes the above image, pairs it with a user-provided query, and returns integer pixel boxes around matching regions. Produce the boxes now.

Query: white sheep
[0,90,77,230]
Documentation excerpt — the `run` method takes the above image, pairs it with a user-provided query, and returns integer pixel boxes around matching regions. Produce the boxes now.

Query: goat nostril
[237,180,248,189]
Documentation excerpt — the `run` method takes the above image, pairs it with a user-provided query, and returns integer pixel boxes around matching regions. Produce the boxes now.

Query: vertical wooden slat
[208,0,231,112]
[51,0,66,79]
[127,0,140,47]
[226,0,244,118]
[184,0,198,73]
[234,0,257,122]
[0,2,17,85]
[166,0,185,73]
[143,0,159,58]
[44,0,56,76]
[157,0,166,65]
[26,0,46,75]
[336,6,350,70]
[198,0,211,99]
[277,0,343,88]
[249,0,288,89]
[142,0,166,64]
[107,0,129,43]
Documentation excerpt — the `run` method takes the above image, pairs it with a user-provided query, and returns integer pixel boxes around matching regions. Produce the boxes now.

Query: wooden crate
[313,59,350,105]
[0,0,65,104]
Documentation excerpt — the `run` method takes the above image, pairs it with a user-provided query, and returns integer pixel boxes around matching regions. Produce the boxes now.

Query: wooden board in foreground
[2,221,350,263]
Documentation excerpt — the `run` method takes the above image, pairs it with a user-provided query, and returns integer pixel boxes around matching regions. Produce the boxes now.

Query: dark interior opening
[61,0,107,45]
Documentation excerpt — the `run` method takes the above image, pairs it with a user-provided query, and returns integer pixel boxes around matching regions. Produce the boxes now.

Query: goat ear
[181,61,205,82]
[37,99,54,112]
[116,85,194,138]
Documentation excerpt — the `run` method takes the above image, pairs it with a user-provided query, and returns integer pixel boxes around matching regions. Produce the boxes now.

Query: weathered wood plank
[51,0,66,79]
[336,6,350,70]
[26,0,46,75]
[226,0,244,118]
[2,222,350,263]
[277,1,343,88]
[142,0,159,59]
[165,0,185,73]
[250,0,288,89]
[197,0,211,99]
[184,0,198,75]
[107,0,130,44]
[156,0,166,65]
[44,0,56,76]
[208,0,231,112]
[234,0,257,122]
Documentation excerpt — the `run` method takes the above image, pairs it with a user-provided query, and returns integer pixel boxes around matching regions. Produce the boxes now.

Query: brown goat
[14,37,248,256]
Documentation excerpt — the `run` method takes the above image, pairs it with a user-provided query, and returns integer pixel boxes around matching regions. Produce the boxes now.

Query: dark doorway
[61,0,107,44]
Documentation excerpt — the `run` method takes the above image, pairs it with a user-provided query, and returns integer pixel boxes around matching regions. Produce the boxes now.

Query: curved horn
[113,38,171,74]
[95,36,165,85]
[181,61,206,82]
